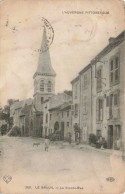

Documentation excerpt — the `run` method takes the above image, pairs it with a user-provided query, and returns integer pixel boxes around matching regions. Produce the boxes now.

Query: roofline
[43,99,50,103]
[70,30,125,83]
[79,63,91,75]
[71,75,80,84]
[33,72,56,79]
[49,105,61,111]
[91,30,125,64]
[60,104,71,111]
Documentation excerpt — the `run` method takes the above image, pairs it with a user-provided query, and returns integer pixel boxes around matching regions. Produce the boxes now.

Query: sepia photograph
[0,0,125,193]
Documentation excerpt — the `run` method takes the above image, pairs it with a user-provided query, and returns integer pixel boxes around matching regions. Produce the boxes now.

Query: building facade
[71,30,125,149]
[10,28,125,151]
[10,26,56,137]
[79,64,92,144]
[91,31,125,150]
[71,76,80,142]
[42,91,72,140]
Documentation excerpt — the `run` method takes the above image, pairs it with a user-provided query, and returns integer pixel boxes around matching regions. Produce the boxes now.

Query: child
[45,136,50,151]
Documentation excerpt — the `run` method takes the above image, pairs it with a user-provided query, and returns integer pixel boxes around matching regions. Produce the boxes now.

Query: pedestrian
[116,138,120,150]
[69,132,72,144]
[44,136,50,152]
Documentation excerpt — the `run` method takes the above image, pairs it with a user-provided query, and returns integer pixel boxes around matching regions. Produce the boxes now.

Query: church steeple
[33,27,56,79]
[33,26,56,111]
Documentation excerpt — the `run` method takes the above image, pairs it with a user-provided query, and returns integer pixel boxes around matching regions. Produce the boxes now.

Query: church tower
[33,27,56,111]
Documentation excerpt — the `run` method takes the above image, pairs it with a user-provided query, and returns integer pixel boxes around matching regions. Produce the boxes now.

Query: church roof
[14,98,33,110]
[33,27,56,78]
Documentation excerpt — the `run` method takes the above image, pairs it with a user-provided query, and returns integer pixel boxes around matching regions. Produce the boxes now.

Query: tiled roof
[14,98,33,110]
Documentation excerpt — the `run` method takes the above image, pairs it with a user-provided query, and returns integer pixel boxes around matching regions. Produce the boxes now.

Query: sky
[0,0,125,106]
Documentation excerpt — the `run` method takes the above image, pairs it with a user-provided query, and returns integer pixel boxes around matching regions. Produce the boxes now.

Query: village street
[0,136,125,194]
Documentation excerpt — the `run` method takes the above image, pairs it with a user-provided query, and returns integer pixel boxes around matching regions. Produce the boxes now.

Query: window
[114,94,118,106]
[110,55,120,85]
[83,96,87,114]
[46,114,48,123]
[67,111,69,117]
[109,94,113,118]
[50,114,52,120]
[114,92,119,106]
[47,81,52,92]
[75,84,78,99]
[74,104,78,117]
[41,97,44,104]
[62,112,63,118]
[67,122,69,127]
[106,96,109,107]
[109,92,119,119]
[96,99,103,121]
[84,74,87,88]
[96,68,102,92]
[96,130,102,138]
[40,80,44,92]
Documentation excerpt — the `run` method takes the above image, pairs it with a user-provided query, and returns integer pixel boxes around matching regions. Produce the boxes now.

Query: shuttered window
[40,80,44,92]
[96,68,102,92]
[96,98,103,121]
[106,96,109,107]
[74,104,78,117]
[110,55,120,86]
[47,81,52,92]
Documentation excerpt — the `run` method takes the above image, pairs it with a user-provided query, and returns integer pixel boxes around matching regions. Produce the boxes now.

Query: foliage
[0,99,17,130]
[89,133,97,145]
[49,132,61,141]
[7,126,21,136]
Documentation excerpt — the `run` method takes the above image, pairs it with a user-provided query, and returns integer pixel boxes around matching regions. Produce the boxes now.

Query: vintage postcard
[0,0,125,193]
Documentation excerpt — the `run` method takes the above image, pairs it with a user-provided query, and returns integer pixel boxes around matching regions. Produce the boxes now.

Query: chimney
[109,37,115,44]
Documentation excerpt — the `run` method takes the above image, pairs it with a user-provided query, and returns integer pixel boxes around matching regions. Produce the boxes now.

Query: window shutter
[100,108,103,120]
[96,99,99,121]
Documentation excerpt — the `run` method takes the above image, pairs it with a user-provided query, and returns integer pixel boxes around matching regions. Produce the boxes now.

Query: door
[61,122,64,140]
[54,122,59,132]
[115,125,121,150]
[22,125,24,136]
[108,125,113,149]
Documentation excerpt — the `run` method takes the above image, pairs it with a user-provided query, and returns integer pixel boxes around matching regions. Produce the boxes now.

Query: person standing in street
[44,136,50,152]
[69,132,72,144]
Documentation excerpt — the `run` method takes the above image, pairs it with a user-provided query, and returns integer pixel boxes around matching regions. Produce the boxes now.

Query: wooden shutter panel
[96,99,99,121]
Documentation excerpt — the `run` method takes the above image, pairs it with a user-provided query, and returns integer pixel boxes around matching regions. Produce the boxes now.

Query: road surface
[0,136,125,194]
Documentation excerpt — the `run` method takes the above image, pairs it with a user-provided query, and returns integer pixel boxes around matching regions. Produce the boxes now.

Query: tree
[0,99,17,131]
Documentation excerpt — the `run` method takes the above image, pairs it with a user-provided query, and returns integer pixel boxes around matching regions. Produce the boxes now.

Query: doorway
[61,122,64,140]
[54,122,59,132]
[108,125,113,149]
[22,125,25,136]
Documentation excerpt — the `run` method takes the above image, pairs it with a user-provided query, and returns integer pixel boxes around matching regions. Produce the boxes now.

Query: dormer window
[47,81,52,92]
[40,80,44,92]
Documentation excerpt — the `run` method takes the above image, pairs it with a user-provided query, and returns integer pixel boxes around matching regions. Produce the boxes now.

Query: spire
[33,27,56,78]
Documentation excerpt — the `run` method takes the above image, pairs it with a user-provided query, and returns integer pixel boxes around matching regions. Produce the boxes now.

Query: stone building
[71,76,80,142]
[10,98,32,128]
[42,91,72,140]
[19,103,32,136]
[33,27,56,111]
[91,30,125,150]
[32,26,56,136]
[59,101,72,141]
[71,65,92,143]
[10,27,56,137]
[71,30,125,149]
[79,64,92,143]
